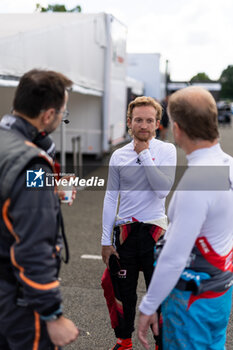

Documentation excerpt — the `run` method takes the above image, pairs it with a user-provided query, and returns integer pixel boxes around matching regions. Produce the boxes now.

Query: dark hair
[13,69,73,118]
[168,87,219,141]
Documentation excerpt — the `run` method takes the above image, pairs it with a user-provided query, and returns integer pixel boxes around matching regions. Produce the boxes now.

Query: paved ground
[60,124,233,349]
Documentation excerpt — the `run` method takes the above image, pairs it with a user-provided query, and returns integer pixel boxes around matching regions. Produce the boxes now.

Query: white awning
[72,84,103,97]
[191,83,221,91]
[0,78,103,97]
[0,78,18,87]
[168,82,221,91]
[167,82,188,90]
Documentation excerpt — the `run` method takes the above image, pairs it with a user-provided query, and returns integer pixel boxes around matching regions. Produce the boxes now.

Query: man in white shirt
[138,87,233,350]
[101,96,176,350]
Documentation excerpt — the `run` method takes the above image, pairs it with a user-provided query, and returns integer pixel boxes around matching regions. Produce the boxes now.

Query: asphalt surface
[60,124,233,350]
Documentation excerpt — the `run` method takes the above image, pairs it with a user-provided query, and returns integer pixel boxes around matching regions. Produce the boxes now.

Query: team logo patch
[118,269,127,278]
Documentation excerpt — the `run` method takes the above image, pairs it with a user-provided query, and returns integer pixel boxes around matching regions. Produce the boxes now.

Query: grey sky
[0,0,232,81]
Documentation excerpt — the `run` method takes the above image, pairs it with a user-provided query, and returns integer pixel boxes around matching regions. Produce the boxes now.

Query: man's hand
[68,187,77,206]
[46,316,79,347]
[58,175,77,206]
[58,187,77,206]
[134,139,149,154]
[137,312,158,349]
[102,245,119,269]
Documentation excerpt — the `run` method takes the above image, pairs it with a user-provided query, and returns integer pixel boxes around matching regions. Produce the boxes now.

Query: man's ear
[173,121,181,138]
[127,117,132,129]
[41,108,56,126]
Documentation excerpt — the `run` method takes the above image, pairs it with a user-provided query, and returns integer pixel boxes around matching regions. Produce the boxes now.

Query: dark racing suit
[0,115,64,350]
[102,221,164,341]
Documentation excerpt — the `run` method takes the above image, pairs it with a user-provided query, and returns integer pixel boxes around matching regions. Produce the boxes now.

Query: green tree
[219,65,233,99]
[190,72,212,83]
[36,3,81,12]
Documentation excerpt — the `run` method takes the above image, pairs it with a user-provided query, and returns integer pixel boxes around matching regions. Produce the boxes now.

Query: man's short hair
[13,69,73,118]
[127,96,162,121]
[168,87,219,141]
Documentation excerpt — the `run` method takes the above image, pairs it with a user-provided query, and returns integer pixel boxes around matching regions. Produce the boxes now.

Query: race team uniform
[139,143,233,350]
[101,138,177,339]
[0,115,64,350]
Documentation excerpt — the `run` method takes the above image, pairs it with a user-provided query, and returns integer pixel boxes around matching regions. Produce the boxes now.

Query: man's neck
[13,111,41,131]
[133,135,154,142]
[184,138,218,155]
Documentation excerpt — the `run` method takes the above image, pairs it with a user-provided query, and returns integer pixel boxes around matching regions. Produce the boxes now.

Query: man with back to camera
[101,96,177,350]
[137,87,233,350]
[0,69,79,349]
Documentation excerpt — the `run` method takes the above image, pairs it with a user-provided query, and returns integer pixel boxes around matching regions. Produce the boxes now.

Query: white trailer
[127,53,166,101]
[0,13,128,159]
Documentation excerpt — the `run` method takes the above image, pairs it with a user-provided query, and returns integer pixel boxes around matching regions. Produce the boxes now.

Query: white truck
[127,53,166,101]
[0,12,128,160]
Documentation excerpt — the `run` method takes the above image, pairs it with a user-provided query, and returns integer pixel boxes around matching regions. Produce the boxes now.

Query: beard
[44,116,60,134]
[133,130,155,142]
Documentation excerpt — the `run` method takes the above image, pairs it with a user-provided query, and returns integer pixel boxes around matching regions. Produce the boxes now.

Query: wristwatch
[45,311,63,322]
[40,309,63,322]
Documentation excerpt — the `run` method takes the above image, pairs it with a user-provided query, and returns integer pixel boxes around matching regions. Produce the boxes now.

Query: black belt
[175,278,198,294]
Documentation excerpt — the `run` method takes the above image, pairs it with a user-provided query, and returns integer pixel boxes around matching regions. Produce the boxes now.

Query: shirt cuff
[101,236,112,246]
[139,295,158,316]
[40,305,63,321]
[138,149,151,163]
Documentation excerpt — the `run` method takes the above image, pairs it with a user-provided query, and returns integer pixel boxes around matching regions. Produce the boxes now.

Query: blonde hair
[127,96,162,121]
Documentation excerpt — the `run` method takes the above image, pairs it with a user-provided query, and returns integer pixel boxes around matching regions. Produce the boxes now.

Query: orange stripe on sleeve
[38,152,55,170]
[10,246,24,272]
[10,246,60,290]
[24,140,37,148]
[2,199,20,243]
[33,312,40,350]
[3,193,60,291]
[19,271,60,291]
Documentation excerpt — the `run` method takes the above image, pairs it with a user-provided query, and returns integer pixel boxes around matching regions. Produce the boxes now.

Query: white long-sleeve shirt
[139,143,233,315]
[101,138,177,245]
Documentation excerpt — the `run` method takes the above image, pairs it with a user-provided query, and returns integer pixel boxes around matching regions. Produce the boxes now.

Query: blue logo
[26,168,45,187]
